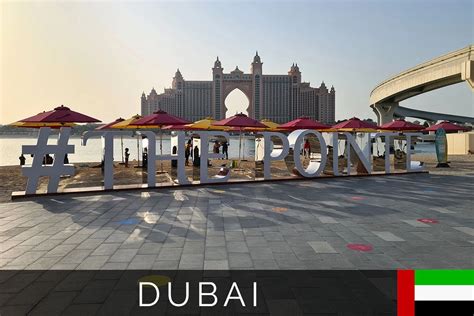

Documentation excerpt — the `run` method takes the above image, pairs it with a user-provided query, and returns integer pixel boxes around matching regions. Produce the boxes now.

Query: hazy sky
[1,0,472,124]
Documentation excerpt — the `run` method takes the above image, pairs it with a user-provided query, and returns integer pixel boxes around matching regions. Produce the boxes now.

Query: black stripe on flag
[415,301,474,316]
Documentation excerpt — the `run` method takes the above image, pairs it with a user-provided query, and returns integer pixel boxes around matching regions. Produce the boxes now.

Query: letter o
[293,130,327,177]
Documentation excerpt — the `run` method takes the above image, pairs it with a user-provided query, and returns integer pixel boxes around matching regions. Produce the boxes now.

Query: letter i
[253,282,257,307]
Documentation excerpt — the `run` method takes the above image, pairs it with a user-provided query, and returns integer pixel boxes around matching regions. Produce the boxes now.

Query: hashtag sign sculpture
[22,127,75,194]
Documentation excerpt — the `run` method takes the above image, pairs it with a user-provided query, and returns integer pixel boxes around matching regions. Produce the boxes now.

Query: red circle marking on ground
[417,218,439,224]
[347,244,373,252]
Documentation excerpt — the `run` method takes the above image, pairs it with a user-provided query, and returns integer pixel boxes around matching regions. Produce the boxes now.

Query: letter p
[263,132,289,180]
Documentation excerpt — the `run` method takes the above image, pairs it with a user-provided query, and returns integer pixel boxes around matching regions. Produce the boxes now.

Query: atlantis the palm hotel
[141,52,336,124]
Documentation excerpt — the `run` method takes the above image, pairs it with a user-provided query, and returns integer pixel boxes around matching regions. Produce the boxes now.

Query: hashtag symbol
[22,127,75,194]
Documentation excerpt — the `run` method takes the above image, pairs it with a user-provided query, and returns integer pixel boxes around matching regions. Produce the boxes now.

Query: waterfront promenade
[0,168,472,270]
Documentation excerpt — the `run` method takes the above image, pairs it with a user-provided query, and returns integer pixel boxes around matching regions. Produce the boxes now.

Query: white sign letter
[139,282,160,307]
[82,130,133,190]
[194,131,230,184]
[293,130,328,177]
[223,282,245,307]
[199,282,218,307]
[405,133,425,172]
[141,131,190,186]
[343,132,371,175]
[168,282,189,307]
[262,132,289,180]
[374,132,397,174]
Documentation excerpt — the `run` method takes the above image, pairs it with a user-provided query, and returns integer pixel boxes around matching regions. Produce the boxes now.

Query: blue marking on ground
[119,218,139,225]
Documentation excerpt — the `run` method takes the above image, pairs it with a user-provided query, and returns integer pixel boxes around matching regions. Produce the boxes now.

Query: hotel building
[141,53,335,124]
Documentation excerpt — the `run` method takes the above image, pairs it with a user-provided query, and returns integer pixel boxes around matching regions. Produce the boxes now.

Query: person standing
[304,139,311,158]
[124,148,130,167]
[213,140,220,154]
[222,141,229,160]
[19,154,26,166]
[193,146,200,167]
[185,140,192,166]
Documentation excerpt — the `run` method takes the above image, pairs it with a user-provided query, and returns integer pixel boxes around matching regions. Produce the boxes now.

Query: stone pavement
[0,173,472,270]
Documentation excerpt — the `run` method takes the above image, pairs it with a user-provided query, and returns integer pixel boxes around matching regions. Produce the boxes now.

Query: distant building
[141,52,335,124]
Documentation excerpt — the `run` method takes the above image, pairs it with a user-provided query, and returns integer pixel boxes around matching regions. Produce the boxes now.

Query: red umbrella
[332,117,379,132]
[279,116,331,131]
[424,121,468,132]
[131,110,190,127]
[379,119,424,132]
[162,124,193,131]
[130,110,190,172]
[213,113,266,166]
[96,118,126,163]
[213,113,266,128]
[20,105,100,123]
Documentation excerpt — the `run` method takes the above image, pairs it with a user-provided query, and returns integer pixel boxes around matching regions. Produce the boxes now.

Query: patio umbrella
[185,117,228,131]
[424,121,468,132]
[132,110,190,127]
[14,105,100,168]
[244,119,281,132]
[19,105,100,123]
[131,110,190,172]
[96,118,125,130]
[110,115,146,166]
[379,119,424,132]
[213,113,266,167]
[279,116,331,131]
[10,121,77,129]
[332,117,379,132]
[110,115,143,129]
[162,124,193,131]
[96,118,125,163]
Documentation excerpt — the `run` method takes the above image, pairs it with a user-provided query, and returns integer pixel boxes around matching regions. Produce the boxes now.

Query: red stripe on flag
[398,270,414,316]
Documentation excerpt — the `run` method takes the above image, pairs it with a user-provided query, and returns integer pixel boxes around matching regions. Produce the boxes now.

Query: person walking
[304,139,311,158]
[124,148,130,167]
[222,141,229,160]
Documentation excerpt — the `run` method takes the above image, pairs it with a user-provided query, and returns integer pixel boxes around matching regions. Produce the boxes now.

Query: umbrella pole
[160,128,164,173]
[120,135,124,163]
[238,128,242,168]
[137,135,140,167]
[242,133,245,161]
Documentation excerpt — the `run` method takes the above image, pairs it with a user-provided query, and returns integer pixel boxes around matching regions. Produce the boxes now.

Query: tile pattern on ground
[0,173,473,270]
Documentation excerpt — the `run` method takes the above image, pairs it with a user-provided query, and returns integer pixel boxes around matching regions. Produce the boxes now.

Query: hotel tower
[141,53,335,124]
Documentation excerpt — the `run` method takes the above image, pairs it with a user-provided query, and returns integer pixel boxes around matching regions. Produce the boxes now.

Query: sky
[1,0,473,124]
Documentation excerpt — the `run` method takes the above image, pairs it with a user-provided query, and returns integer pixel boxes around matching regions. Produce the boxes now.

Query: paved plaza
[0,173,473,270]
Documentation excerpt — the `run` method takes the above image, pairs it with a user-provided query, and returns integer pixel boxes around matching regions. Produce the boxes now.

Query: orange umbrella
[109,115,147,166]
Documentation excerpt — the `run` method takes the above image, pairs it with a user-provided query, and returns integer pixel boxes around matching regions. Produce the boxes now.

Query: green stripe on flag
[415,270,474,285]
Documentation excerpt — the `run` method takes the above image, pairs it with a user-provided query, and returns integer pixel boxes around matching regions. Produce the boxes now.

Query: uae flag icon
[398,270,474,316]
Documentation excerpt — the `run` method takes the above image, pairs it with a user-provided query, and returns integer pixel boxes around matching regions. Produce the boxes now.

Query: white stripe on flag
[415,285,474,301]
